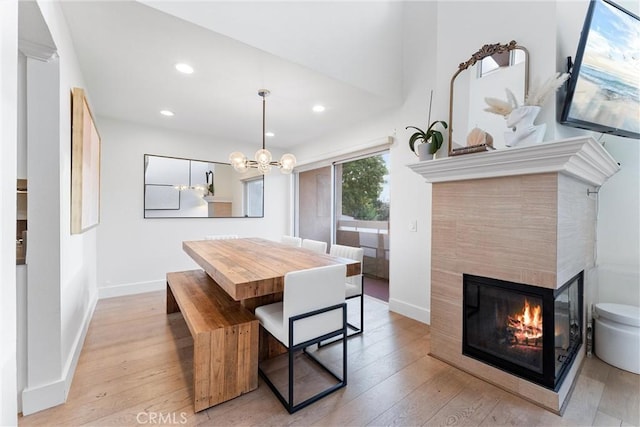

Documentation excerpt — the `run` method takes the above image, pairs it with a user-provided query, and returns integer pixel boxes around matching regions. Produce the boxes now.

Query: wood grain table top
[183,237,361,301]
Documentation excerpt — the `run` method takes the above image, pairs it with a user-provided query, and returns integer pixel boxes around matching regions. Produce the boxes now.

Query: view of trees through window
[336,152,390,284]
[340,154,389,221]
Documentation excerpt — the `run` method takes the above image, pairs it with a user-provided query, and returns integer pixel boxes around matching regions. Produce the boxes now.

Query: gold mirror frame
[448,40,529,156]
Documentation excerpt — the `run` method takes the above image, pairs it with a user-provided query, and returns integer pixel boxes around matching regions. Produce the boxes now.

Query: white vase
[417,143,434,161]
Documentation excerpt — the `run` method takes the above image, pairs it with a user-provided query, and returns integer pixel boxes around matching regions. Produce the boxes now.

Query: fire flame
[508,299,543,342]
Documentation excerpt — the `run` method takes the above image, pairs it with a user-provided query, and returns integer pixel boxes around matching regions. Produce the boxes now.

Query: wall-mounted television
[560,0,640,139]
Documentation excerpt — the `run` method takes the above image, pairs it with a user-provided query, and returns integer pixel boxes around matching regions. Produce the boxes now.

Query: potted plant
[406,91,448,160]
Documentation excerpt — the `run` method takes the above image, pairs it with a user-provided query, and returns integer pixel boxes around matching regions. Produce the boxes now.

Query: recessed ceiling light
[175,63,194,74]
[312,105,326,113]
[160,110,175,117]
[265,131,275,137]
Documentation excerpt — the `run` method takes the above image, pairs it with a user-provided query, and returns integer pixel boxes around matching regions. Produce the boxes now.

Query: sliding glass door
[295,151,390,300]
[334,153,389,282]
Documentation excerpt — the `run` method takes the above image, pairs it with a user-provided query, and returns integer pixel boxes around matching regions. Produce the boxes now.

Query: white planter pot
[417,143,434,161]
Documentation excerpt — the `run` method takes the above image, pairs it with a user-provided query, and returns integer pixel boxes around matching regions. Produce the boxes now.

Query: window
[244,177,263,217]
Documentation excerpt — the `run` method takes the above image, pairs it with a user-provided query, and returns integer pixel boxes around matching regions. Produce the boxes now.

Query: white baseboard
[388,297,430,324]
[21,378,65,416]
[63,292,97,397]
[98,279,165,300]
[21,292,97,416]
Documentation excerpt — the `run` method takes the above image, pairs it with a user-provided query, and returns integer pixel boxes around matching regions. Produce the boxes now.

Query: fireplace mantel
[408,136,620,186]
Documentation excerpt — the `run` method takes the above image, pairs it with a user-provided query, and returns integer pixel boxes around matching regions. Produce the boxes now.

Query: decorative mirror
[143,154,264,218]
[448,40,529,155]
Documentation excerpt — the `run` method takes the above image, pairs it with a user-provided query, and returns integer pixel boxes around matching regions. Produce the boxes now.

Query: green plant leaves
[406,126,428,155]
[427,120,448,132]
[428,131,444,154]
[406,121,448,156]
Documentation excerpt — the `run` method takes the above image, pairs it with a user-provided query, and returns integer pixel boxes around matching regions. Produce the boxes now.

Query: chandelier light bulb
[258,163,272,174]
[255,148,272,165]
[229,152,249,173]
[280,153,296,171]
[229,151,246,166]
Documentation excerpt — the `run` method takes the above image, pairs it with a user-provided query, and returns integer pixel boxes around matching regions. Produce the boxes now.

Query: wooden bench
[166,270,259,412]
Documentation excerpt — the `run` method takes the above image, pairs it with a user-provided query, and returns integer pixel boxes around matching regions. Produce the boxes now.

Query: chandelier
[229,89,296,175]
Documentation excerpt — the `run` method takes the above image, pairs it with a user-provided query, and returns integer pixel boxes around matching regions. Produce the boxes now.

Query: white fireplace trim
[408,136,620,186]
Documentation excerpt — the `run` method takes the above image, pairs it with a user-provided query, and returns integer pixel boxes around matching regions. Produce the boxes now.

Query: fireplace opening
[463,272,583,390]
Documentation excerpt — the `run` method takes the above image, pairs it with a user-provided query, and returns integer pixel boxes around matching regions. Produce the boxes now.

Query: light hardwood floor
[19,291,639,426]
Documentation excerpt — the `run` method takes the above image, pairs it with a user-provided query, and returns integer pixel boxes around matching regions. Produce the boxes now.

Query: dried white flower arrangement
[484,72,570,116]
[485,89,518,116]
[525,72,570,107]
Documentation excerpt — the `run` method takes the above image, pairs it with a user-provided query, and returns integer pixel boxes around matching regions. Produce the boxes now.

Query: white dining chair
[281,235,302,247]
[330,244,365,336]
[301,238,327,254]
[204,234,239,240]
[254,264,347,413]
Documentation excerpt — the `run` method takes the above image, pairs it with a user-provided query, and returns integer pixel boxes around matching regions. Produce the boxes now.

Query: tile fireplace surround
[408,136,620,414]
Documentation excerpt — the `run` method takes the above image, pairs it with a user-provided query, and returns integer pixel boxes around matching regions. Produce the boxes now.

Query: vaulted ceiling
[57,1,404,149]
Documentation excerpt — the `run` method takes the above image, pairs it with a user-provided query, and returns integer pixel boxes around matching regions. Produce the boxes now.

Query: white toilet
[594,303,640,374]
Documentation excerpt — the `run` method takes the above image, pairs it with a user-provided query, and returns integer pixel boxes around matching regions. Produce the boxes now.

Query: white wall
[556,0,640,308]
[19,1,98,415]
[293,0,640,323]
[97,118,290,298]
[436,1,558,148]
[390,1,440,322]
[594,139,640,306]
[290,1,438,323]
[15,32,27,422]
[23,54,64,415]
[291,0,560,324]
[17,53,27,179]
[0,1,18,424]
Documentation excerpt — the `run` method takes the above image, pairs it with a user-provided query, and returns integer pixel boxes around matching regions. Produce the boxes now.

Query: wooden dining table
[183,237,361,310]
[179,237,362,390]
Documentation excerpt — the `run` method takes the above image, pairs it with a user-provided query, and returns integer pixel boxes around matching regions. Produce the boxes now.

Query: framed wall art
[71,87,101,234]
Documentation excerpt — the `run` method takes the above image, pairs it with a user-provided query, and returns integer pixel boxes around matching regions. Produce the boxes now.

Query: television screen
[560,0,640,139]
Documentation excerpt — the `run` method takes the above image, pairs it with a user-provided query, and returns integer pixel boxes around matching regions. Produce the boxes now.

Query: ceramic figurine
[503,106,546,147]
[484,72,569,147]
